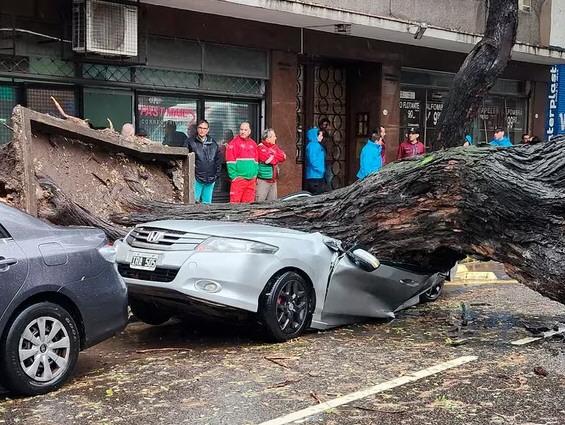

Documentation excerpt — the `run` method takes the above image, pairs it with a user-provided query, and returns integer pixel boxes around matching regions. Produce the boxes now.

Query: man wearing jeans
[185,119,222,204]
[226,121,259,203]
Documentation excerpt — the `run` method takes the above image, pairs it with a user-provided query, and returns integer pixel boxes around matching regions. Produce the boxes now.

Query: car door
[322,256,431,320]
[0,223,29,317]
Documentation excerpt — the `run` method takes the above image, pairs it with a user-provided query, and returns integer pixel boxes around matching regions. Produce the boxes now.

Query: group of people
[174,120,287,204]
[145,115,544,204]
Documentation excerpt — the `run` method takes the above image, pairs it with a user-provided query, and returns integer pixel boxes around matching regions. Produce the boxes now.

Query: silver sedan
[115,220,445,341]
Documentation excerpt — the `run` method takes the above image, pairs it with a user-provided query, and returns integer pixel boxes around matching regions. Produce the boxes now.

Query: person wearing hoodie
[256,128,286,202]
[489,128,513,147]
[357,129,384,180]
[225,121,259,203]
[304,127,327,194]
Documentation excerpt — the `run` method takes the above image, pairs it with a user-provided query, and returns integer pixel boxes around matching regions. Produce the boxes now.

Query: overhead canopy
[143,0,565,65]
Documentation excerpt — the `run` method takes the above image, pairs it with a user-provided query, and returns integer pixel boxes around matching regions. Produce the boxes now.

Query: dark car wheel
[420,280,445,302]
[260,272,313,342]
[129,299,171,326]
[0,302,80,396]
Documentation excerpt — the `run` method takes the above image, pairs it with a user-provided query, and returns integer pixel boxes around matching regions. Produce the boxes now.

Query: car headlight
[196,237,279,254]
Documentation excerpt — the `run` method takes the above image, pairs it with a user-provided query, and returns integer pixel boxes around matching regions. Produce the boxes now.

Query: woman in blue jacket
[357,130,383,180]
[304,127,327,194]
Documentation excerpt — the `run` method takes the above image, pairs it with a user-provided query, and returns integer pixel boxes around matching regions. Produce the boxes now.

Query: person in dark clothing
[163,121,187,147]
[185,119,222,204]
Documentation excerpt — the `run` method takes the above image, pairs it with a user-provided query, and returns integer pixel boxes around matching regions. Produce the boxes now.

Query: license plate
[129,253,159,271]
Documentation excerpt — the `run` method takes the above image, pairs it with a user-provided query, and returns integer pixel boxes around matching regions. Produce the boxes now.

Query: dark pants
[304,178,327,195]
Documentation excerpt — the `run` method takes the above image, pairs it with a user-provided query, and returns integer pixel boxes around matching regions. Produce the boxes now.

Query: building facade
[1,0,564,197]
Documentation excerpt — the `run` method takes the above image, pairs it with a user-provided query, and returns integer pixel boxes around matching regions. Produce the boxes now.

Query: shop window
[204,100,258,144]
[137,95,197,144]
[475,96,526,145]
[84,88,133,130]
[399,85,526,147]
[0,86,17,144]
[204,100,259,202]
[26,87,77,117]
[399,88,424,142]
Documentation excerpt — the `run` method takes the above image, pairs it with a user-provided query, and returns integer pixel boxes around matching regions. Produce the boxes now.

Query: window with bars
[0,86,17,144]
[204,100,259,202]
[26,87,77,118]
[204,100,258,144]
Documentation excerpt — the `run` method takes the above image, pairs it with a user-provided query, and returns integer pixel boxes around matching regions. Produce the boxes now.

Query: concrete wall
[293,0,551,47]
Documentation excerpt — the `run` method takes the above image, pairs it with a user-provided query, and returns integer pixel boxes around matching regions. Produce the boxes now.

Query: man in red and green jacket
[256,128,287,202]
[226,121,259,203]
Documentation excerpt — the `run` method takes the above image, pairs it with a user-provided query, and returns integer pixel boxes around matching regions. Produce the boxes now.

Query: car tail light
[98,243,117,263]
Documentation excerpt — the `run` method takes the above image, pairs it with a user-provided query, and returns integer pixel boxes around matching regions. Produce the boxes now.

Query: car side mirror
[347,248,380,272]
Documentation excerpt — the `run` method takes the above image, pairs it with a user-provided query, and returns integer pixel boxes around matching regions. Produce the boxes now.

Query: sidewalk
[452,261,517,283]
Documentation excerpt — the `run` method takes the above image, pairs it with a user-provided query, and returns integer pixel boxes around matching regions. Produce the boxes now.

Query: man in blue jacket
[357,128,384,180]
[489,128,512,147]
[304,127,327,194]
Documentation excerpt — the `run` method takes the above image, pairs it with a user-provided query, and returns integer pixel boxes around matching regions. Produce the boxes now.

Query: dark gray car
[0,203,127,396]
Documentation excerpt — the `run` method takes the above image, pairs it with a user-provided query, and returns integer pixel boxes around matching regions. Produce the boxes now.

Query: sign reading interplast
[546,65,565,139]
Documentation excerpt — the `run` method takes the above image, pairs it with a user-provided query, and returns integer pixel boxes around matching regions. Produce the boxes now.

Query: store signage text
[546,65,565,139]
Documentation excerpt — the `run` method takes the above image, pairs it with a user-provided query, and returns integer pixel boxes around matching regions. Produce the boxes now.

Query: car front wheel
[420,281,445,302]
[129,299,171,325]
[0,302,80,396]
[260,271,313,342]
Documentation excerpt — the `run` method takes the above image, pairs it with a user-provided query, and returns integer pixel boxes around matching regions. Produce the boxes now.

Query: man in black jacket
[185,119,222,203]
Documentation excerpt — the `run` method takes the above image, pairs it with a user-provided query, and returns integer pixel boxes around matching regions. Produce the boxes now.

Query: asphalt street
[1,281,565,425]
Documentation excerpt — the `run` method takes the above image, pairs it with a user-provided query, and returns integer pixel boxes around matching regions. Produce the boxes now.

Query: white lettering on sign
[560,113,565,132]
[400,91,415,100]
[547,65,559,137]
[400,101,420,109]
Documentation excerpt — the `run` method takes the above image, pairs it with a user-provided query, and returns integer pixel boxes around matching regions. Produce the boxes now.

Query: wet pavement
[1,281,565,425]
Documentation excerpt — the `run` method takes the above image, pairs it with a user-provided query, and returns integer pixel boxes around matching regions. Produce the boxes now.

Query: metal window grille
[0,85,16,144]
[135,68,199,90]
[296,64,305,163]
[27,88,77,117]
[82,63,131,82]
[200,74,264,96]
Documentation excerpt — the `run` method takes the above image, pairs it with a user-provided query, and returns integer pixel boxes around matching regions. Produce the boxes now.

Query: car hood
[138,220,310,240]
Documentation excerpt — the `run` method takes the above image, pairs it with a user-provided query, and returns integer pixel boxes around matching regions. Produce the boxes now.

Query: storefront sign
[546,65,565,140]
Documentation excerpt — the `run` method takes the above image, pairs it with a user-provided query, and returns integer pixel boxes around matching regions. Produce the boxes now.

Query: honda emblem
[146,231,165,243]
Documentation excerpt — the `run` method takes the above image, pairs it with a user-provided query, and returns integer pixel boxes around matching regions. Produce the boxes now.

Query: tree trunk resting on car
[108,141,565,306]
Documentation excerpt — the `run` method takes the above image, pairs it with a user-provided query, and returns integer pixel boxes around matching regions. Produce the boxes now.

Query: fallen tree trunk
[433,0,518,149]
[111,141,565,305]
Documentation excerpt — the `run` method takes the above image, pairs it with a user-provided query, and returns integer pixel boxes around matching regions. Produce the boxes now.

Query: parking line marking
[258,355,478,425]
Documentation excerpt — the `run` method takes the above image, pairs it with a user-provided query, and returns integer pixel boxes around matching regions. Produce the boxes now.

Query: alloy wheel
[18,316,71,383]
[275,278,308,334]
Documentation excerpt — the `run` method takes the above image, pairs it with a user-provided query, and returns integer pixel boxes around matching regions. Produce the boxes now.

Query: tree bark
[36,176,127,240]
[432,0,518,150]
[111,142,565,305]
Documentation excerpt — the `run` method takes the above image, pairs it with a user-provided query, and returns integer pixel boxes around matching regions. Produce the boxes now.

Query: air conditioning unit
[73,0,138,57]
